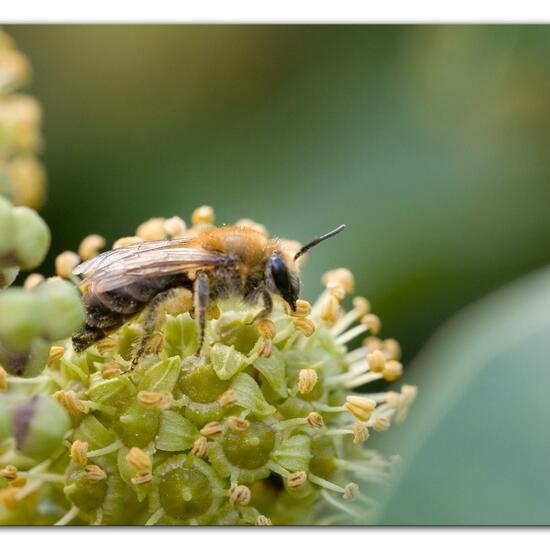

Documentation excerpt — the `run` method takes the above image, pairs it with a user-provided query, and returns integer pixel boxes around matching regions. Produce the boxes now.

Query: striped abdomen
[72,273,191,351]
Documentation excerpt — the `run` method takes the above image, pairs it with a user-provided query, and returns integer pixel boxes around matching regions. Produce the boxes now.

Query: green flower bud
[35,279,85,340]
[65,467,108,513]
[0,395,13,443]
[115,400,160,448]
[0,266,18,288]
[152,454,223,524]
[163,313,197,357]
[0,196,15,258]
[222,420,276,470]
[12,395,71,460]
[0,336,50,377]
[216,316,260,354]
[178,356,229,403]
[0,288,42,351]
[11,206,50,270]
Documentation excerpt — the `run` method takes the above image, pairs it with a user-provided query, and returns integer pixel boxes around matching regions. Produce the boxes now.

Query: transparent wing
[72,239,194,276]
[74,240,232,294]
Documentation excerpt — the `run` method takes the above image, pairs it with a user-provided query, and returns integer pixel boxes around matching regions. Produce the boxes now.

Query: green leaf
[375,265,550,525]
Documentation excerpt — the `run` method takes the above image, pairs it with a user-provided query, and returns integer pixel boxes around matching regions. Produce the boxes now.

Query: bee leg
[249,289,273,324]
[72,324,106,352]
[194,272,209,355]
[131,288,178,367]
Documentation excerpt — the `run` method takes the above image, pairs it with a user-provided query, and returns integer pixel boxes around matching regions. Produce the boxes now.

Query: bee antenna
[294,224,347,261]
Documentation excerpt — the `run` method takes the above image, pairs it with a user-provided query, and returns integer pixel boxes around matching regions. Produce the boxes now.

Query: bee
[71,223,346,363]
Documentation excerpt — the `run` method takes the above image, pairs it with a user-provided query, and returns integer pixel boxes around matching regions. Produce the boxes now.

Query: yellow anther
[84,464,107,481]
[257,319,276,340]
[191,205,215,226]
[0,366,6,392]
[55,250,80,279]
[293,317,316,337]
[320,294,341,324]
[361,314,381,335]
[367,349,386,373]
[292,299,312,318]
[163,216,187,238]
[96,336,118,355]
[343,482,359,501]
[326,281,346,301]
[23,273,44,291]
[78,234,106,261]
[70,440,89,466]
[126,447,151,472]
[400,384,417,406]
[219,389,237,407]
[383,338,401,360]
[113,236,143,249]
[137,390,173,410]
[229,484,251,507]
[47,345,65,367]
[0,465,18,481]
[345,395,377,422]
[287,471,307,489]
[132,471,153,485]
[255,515,273,526]
[258,338,273,358]
[52,390,88,415]
[385,391,401,409]
[101,361,122,379]
[136,218,166,241]
[383,360,403,382]
[322,268,355,294]
[362,336,383,352]
[191,436,208,458]
[227,416,250,432]
[372,416,391,432]
[307,411,324,429]
[298,368,318,394]
[200,421,223,438]
[352,296,370,318]
[352,422,369,445]
[207,303,221,320]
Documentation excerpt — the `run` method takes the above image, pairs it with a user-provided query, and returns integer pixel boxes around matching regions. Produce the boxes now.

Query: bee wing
[75,240,232,294]
[72,239,194,277]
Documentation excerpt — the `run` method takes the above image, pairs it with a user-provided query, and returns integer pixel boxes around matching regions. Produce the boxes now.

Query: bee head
[266,253,300,311]
[266,224,346,311]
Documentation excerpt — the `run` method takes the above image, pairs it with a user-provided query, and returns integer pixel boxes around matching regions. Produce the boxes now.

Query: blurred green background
[7,25,550,367]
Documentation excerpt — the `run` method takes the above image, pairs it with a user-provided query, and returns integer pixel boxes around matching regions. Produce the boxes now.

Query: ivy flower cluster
[0,207,417,525]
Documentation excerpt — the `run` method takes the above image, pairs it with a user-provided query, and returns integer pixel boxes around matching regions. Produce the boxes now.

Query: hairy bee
[71,223,345,363]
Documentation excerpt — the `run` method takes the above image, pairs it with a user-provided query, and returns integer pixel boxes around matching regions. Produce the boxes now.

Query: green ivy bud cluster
[0,278,85,377]
[0,207,417,525]
[0,30,46,210]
